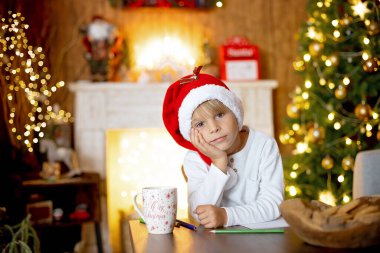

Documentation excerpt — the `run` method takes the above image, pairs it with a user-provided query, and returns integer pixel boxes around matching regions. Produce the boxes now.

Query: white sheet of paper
[241,217,289,229]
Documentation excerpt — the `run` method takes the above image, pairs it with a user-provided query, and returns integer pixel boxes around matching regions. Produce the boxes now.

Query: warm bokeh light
[351,1,370,19]
[1,12,72,151]
[304,80,312,88]
[319,190,336,206]
[288,185,297,196]
[135,35,196,71]
[296,142,309,154]
[303,53,311,62]
[343,194,351,203]
[126,17,207,82]
[327,112,335,121]
[107,128,188,250]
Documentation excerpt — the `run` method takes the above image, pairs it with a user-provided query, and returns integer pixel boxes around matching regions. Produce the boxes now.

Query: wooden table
[127,220,380,253]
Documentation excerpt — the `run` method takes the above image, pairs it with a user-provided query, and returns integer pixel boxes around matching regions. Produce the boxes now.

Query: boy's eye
[215,112,224,118]
[194,122,204,128]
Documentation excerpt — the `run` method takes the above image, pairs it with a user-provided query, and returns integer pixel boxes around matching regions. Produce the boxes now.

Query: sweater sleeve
[224,139,284,226]
[183,151,238,222]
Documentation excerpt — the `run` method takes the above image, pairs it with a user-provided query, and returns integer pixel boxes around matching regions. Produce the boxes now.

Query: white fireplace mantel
[69,80,278,178]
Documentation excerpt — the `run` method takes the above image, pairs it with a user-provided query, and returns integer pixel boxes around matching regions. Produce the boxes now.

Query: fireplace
[69,80,277,252]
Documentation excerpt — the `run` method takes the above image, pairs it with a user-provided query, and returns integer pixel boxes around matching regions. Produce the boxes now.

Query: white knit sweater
[183,127,284,226]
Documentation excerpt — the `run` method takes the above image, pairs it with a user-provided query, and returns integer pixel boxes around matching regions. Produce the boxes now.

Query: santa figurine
[82,16,118,81]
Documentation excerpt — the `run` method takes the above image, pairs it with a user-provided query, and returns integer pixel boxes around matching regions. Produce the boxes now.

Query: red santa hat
[162,66,244,164]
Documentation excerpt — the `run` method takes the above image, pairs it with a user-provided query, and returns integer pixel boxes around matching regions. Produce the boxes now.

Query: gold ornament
[363,57,379,73]
[307,124,325,143]
[322,155,334,170]
[286,103,300,118]
[328,53,340,67]
[367,21,380,36]
[334,85,347,99]
[342,155,354,171]
[293,95,304,106]
[309,42,324,56]
[354,102,372,121]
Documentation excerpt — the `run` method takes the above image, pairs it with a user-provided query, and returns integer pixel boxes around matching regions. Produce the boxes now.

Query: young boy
[162,66,284,228]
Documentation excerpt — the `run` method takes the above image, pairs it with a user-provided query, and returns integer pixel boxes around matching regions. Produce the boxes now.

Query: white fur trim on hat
[178,84,244,141]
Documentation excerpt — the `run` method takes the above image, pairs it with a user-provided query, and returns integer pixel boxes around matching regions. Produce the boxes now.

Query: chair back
[353,149,380,199]
[181,165,188,182]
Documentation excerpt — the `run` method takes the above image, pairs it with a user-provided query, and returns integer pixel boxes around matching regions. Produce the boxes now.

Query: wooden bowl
[280,196,380,248]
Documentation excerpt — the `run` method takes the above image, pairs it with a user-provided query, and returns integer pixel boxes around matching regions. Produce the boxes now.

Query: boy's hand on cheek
[190,128,225,158]
[194,205,227,228]
[190,128,228,172]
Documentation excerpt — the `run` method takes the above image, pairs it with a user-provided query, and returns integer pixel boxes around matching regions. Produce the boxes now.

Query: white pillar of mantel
[69,80,277,252]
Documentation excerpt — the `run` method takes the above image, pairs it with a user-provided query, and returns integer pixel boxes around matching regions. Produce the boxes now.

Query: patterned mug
[133,186,177,234]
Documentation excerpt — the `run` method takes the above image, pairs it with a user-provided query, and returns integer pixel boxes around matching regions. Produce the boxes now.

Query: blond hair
[192,99,230,120]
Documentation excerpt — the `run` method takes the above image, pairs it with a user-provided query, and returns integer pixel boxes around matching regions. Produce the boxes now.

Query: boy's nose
[208,121,220,133]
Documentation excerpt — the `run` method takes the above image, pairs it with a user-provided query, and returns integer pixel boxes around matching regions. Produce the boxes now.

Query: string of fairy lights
[280,0,380,205]
[0,11,73,152]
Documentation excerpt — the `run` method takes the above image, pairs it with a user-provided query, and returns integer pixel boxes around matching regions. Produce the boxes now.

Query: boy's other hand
[194,205,227,228]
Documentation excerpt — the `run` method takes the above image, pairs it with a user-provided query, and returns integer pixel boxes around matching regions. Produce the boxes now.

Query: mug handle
[133,192,145,221]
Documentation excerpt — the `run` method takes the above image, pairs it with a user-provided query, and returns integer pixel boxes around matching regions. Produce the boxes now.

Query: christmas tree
[280,0,380,205]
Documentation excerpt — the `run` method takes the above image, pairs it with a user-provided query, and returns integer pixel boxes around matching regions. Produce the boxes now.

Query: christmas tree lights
[0,11,72,152]
[281,0,380,205]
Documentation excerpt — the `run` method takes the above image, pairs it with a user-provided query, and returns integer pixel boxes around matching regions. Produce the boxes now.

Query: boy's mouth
[210,135,227,143]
